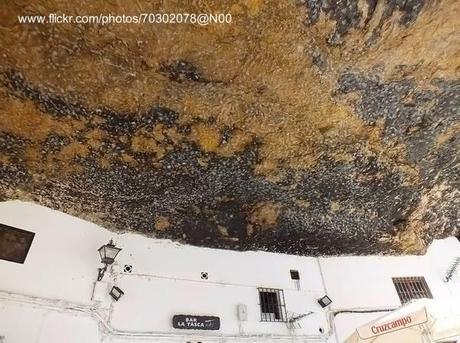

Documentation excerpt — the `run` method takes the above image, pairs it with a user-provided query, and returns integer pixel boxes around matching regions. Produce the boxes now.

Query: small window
[290,270,300,280]
[392,277,433,304]
[0,223,35,264]
[258,288,287,322]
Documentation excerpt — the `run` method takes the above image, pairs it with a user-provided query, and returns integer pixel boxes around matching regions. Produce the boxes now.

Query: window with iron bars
[258,288,287,322]
[392,277,433,304]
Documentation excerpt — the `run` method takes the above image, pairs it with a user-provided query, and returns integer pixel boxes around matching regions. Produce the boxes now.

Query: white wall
[320,238,460,341]
[320,255,428,309]
[0,301,100,343]
[109,232,328,336]
[0,201,109,304]
[0,200,459,343]
[0,201,329,342]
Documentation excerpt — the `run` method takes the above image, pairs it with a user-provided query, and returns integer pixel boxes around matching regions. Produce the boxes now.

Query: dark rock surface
[0,0,458,255]
[303,0,426,45]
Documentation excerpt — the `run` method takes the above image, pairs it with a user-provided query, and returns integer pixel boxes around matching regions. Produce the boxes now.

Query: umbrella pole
[420,323,434,343]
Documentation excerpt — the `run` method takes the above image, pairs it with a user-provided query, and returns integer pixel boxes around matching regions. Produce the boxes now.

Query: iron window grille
[392,277,433,304]
[258,288,287,322]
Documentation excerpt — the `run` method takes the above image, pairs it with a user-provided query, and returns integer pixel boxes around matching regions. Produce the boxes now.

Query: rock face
[0,0,458,255]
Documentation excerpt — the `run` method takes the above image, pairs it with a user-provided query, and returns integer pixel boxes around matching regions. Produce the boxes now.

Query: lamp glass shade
[98,240,122,264]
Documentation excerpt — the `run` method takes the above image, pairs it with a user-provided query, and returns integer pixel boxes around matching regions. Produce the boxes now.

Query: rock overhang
[0,0,458,256]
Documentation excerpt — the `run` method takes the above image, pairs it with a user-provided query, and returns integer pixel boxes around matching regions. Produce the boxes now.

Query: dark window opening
[392,277,433,304]
[290,270,300,280]
[258,288,287,322]
[0,223,35,264]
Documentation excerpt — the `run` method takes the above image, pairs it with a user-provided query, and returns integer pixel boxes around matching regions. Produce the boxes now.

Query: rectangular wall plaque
[0,223,35,264]
[172,315,220,330]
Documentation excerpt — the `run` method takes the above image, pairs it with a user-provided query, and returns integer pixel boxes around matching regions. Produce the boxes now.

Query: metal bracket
[97,264,108,281]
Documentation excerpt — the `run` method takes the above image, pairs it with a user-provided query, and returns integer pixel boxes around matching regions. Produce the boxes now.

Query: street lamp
[97,239,122,281]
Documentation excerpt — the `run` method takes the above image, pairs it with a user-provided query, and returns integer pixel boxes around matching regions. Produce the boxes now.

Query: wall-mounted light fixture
[317,295,332,308]
[97,239,122,281]
[109,286,124,301]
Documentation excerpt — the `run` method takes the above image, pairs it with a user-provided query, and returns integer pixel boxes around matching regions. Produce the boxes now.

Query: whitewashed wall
[321,238,460,341]
[0,200,459,343]
[110,232,329,336]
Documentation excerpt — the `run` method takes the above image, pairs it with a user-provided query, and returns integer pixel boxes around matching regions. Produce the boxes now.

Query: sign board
[172,315,220,330]
[357,308,428,339]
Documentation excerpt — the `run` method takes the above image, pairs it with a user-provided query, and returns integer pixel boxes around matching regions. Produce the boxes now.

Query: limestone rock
[0,0,458,255]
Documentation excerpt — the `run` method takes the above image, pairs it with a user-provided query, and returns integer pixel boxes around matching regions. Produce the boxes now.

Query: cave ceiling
[0,0,458,255]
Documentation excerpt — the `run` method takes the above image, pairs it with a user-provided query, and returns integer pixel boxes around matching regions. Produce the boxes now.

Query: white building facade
[0,200,459,343]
